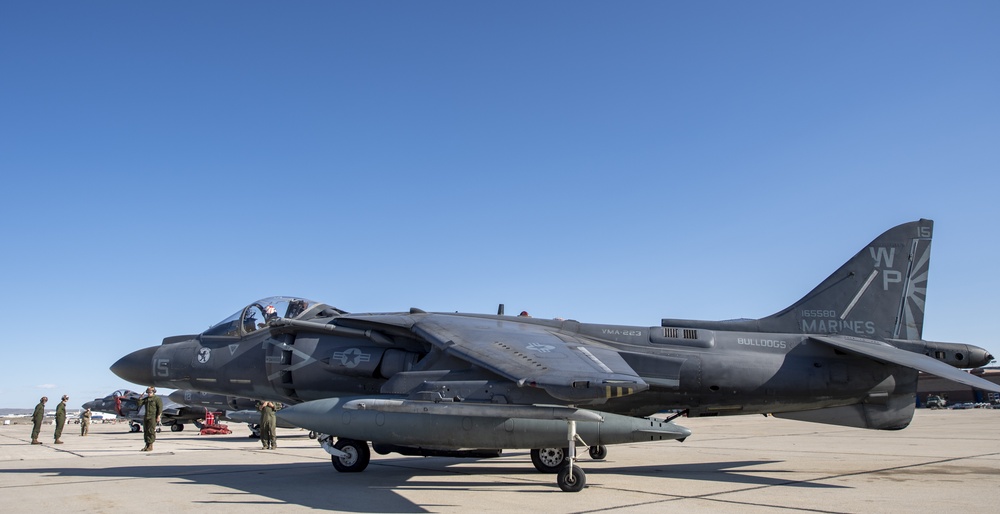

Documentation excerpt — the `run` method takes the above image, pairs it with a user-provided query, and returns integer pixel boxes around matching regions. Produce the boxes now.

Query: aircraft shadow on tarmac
[593,460,847,489]
[1,454,843,513]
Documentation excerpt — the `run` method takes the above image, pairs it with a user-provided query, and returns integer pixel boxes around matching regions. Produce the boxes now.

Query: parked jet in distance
[112,220,999,491]
[82,389,209,433]
[167,390,300,437]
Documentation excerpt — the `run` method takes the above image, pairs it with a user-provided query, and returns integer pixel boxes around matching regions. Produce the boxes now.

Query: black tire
[588,445,607,460]
[170,424,183,432]
[331,439,371,473]
[557,465,586,492]
[530,448,568,473]
[309,431,318,440]
[130,423,140,433]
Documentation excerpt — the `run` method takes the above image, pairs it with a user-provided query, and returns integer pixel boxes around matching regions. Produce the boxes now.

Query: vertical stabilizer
[754,220,933,340]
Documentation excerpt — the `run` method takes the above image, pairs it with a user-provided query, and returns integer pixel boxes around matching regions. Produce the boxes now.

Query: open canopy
[203,296,317,337]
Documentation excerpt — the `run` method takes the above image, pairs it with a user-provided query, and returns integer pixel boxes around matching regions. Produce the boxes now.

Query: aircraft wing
[341,313,649,402]
[809,335,1000,393]
[409,314,648,402]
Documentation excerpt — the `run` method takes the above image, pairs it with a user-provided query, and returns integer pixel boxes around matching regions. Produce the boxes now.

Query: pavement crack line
[571,451,1000,514]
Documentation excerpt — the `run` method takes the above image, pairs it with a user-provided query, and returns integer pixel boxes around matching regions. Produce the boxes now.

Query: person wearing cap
[30,396,47,445]
[54,395,68,444]
[257,400,277,450]
[137,386,163,451]
[81,407,91,436]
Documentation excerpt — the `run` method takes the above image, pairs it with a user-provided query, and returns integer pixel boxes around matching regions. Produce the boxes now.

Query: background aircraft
[112,220,999,491]
[82,389,211,433]
[166,390,302,437]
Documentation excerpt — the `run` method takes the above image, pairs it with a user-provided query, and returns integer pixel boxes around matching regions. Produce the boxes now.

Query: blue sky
[1,2,997,408]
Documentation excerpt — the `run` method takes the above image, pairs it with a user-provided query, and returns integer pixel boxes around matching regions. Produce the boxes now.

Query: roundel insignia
[333,348,371,369]
[526,342,556,353]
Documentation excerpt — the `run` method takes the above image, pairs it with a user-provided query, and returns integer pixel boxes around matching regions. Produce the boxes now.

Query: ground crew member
[137,386,163,451]
[258,401,277,450]
[81,407,91,436]
[54,395,68,444]
[30,396,47,445]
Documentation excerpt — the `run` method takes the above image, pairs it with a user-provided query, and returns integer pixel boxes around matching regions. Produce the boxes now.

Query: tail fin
[758,219,933,339]
[663,219,934,340]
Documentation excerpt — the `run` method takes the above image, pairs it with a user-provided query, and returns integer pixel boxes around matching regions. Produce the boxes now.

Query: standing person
[81,407,91,436]
[30,396,47,445]
[53,395,68,444]
[136,386,163,451]
[258,401,276,450]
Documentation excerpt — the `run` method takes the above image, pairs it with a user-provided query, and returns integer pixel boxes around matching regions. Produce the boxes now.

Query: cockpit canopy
[112,389,139,399]
[203,296,316,337]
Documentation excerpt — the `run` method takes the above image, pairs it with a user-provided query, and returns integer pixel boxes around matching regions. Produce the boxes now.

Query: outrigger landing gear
[557,419,586,492]
[588,445,607,460]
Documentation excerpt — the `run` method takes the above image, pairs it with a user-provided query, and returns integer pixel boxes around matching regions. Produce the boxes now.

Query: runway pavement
[1,409,997,513]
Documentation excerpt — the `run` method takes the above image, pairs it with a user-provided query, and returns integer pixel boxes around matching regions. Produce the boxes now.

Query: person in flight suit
[137,387,163,451]
[30,396,47,445]
[258,401,277,450]
[54,395,68,444]
[81,407,91,436]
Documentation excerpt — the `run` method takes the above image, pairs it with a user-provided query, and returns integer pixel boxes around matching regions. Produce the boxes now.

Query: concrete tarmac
[1,409,997,513]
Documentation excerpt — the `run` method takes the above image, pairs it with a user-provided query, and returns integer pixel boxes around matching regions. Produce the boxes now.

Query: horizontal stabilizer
[809,335,1000,393]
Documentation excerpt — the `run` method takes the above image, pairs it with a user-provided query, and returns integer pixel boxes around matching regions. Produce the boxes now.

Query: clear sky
[1,2,997,409]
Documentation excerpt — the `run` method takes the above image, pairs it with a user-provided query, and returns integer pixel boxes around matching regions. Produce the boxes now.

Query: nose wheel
[557,420,587,492]
[557,464,586,492]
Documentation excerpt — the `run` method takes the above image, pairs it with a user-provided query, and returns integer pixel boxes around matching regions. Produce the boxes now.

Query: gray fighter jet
[167,390,301,437]
[112,220,998,491]
[82,389,209,433]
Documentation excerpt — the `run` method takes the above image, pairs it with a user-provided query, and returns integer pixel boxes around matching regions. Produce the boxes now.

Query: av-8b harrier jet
[83,389,209,433]
[166,390,300,437]
[112,219,998,491]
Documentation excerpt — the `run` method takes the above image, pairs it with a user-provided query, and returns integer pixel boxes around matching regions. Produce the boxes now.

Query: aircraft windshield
[203,296,316,337]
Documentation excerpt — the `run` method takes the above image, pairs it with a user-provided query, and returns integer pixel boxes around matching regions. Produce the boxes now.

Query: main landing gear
[529,444,608,473]
[528,421,604,492]
[319,434,370,473]
[315,421,603,492]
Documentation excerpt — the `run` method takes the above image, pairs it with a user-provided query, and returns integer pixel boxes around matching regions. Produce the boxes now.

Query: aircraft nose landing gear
[558,420,587,492]
[557,463,586,492]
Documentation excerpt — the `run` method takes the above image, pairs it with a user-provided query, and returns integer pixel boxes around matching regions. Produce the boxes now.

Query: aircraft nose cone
[111,346,159,386]
[967,346,995,368]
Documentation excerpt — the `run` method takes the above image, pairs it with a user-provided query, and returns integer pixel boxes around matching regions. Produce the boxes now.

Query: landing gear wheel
[331,439,371,473]
[308,431,318,440]
[530,448,568,473]
[170,424,184,432]
[588,445,607,460]
[557,464,586,492]
[130,423,141,433]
